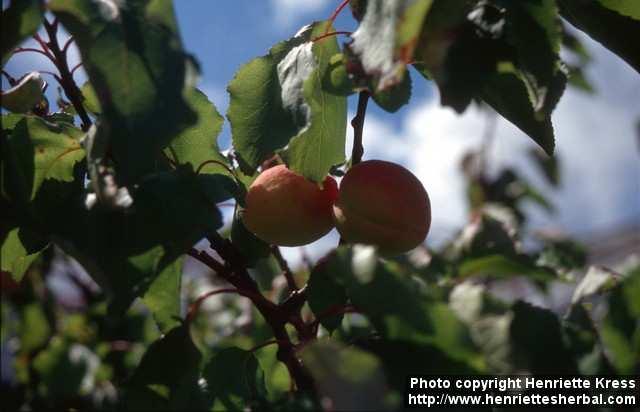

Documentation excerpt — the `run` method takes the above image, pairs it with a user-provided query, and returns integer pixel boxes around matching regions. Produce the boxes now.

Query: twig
[61,36,74,55]
[70,62,83,75]
[326,0,350,34]
[13,47,56,62]
[202,232,316,392]
[271,245,298,291]
[350,91,370,166]
[186,288,244,324]
[42,19,92,131]
[38,70,62,82]
[195,159,236,176]
[2,70,16,85]
[312,31,353,43]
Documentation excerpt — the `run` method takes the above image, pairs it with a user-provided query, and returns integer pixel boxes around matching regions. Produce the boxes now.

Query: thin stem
[312,31,352,43]
[70,62,83,75]
[61,36,74,55]
[186,288,243,324]
[13,47,57,63]
[2,70,16,85]
[271,245,298,291]
[38,70,62,82]
[350,91,370,166]
[33,33,56,61]
[195,159,236,176]
[42,19,92,131]
[325,0,351,34]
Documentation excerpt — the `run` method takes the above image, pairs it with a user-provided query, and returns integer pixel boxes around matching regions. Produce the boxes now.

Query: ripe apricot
[333,160,431,256]
[242,165,338,246]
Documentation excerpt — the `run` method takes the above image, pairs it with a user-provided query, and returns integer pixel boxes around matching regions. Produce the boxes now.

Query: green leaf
[559,0,640,73]
[0,72,45,113]
[322,53,356,96]
[202,347,267,411]
[536,237,587,272]
[510,301,578,374]
[281,21,347,182]
[600,270,640,373]
[1,227,49,282]
[227,27,309,174]
[79,81,101,116]
[230,208,271,267]
[329,246,432,336]
[229,21,347,181]
[141,256,184,333]
[570,266,620,305]
[481,62,556,155]
[307,255,349,333]
[599,0,640,19]
[348,0,434,90]
[2,116,85,205]
[457,254,556,282]
[126,325,204,410]
[166,88,228,175]
[357,340,478,394]
[453,213,518,259]
[33,337,100,398]
[47,167,230,325]
[1,0,44,65]
[370,69,412,113]
[499,0,566,117]
[19,303,52,352]
[50,0,197,184]
[300,340,389,411]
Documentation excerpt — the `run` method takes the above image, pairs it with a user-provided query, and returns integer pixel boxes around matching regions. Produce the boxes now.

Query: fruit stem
[350,90,370,166]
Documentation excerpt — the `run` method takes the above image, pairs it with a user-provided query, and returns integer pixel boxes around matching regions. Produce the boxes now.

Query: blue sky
[2,0,639,264]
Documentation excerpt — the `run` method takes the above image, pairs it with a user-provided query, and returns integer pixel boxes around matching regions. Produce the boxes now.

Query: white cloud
[346,34,640,249]
[270,0,332,29]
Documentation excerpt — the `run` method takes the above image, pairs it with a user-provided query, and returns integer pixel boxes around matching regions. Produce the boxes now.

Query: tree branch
[194,234,316,393]
[42,19,92,131]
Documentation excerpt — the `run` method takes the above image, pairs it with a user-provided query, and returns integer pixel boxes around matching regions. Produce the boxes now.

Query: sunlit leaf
[50,0,197,183]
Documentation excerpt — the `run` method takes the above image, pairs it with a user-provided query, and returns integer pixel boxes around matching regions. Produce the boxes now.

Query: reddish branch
[186,287,245,324]
[189,235,316,393]
[42,19,92,131]
[325,0,351,34]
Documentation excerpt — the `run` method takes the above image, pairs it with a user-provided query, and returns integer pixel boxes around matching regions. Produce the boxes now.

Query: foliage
[1,0,639,410]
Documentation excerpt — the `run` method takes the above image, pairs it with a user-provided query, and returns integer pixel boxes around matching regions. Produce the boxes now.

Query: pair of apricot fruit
[241,160,431,256]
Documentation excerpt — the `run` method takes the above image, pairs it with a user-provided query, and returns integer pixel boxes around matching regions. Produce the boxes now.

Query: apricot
[242,165,338,246]
[333,160,431,256]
